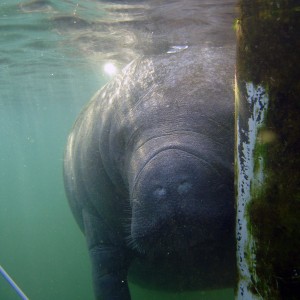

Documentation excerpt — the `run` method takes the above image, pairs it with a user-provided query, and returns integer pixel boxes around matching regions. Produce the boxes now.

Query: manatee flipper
[82,209,131,300]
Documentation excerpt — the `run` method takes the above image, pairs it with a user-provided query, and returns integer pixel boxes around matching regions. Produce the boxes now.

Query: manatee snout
[130,148,234,254]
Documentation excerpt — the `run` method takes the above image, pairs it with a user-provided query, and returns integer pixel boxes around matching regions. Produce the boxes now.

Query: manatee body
[63,45,235,299]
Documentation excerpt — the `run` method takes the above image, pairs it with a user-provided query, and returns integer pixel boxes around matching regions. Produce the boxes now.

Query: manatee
[63,43,235,300]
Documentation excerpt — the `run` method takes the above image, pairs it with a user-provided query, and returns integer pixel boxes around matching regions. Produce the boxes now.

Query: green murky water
[0,1,234,299]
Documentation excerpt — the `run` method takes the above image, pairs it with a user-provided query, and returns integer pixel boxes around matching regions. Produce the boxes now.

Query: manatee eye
[153,186,167,200]
[177,181,192,195]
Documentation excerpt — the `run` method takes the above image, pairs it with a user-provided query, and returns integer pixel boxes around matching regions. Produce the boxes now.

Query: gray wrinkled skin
[64,1,236,299]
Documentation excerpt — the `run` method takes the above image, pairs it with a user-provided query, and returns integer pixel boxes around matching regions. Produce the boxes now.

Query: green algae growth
[235,1,300,299]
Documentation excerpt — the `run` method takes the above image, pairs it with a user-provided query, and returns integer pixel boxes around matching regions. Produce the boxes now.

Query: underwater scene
[1,0,242,299]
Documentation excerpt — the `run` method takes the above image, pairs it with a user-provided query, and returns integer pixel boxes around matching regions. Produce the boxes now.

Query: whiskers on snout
[120,198,148,254]
[120,193,210,257]
[125,234,147,255]
[127,214,204,256]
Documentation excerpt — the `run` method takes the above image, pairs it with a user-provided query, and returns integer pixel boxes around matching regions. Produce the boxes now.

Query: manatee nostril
[177,181,192,195]
[153,186,167,199]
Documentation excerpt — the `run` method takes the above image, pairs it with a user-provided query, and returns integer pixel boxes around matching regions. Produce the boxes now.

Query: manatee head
[128,146,234,256]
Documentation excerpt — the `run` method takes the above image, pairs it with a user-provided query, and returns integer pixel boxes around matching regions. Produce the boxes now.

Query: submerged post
[235,1,300,299]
